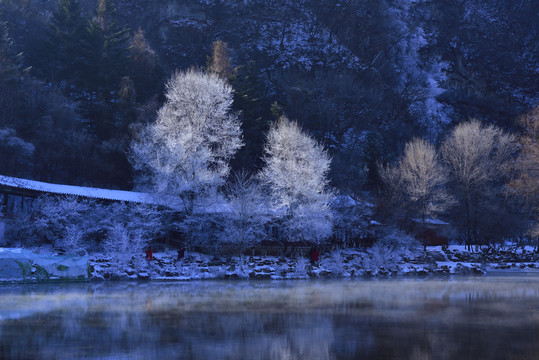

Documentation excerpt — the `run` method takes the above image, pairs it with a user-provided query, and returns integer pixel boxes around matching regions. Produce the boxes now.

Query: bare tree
[130,69,243,213]
[208,39,233,79]
[379,138,452,223]
[441,119,516,246]
[507,106,539,240]
[259,117,333,244]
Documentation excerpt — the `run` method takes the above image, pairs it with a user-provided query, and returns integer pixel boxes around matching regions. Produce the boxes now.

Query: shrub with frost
[4,195,163,259]
[377,227,421,256]
[4,195,103,251]
[180,211,227,255]
[56,225,85,255]
[331,194,373,245]
[365,243,399,270]
[364,227,421,270]
[104,202,163,242]
[102,223,150,272]
[291,257,309,278]
[3,208,37,247]
[323,251,346,276]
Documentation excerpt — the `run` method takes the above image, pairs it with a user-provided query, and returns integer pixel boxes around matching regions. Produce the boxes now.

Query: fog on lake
[2,276,539,359]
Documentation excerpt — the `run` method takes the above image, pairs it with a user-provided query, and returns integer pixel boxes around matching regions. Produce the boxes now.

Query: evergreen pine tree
[0,20,29,128]
[46,0,86,91]
[231,61,274,170]
[0,20,26,85]
[79,0,131,139]
[129,28,163,103]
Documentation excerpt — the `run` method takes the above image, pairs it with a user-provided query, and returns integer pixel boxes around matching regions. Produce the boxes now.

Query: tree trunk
[465,188,471,251]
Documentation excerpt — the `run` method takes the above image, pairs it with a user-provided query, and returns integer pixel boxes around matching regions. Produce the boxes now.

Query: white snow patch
[412,218,449,225]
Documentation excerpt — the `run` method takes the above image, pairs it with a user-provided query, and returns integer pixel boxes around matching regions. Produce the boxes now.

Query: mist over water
[2,276,539,359]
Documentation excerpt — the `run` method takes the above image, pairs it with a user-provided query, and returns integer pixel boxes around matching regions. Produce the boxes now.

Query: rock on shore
[89,245,539,280]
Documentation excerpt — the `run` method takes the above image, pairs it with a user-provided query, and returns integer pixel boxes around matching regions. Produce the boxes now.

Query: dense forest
[0,0,537,251]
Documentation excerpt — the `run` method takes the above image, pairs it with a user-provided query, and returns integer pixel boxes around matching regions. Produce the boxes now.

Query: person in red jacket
[310,247,319,266]
[145,246,153,261]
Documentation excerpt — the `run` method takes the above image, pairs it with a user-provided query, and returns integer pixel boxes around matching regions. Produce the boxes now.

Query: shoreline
[89,245,539,281]
[2,245,539,283]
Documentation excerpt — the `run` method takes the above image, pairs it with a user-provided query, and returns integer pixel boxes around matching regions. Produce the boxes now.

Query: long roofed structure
[0,175,152,203]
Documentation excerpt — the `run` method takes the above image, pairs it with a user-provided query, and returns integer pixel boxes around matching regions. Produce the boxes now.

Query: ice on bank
[0,248,89,281]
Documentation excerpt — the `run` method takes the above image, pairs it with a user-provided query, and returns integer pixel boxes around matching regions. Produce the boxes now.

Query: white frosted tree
[259,117,333,244]
[222,171,268,254]
[386,0,453,139]
[0,128,34,177]
[130,69,243,213]
[102,202,162,271]
[31,196,104,252]
[57,225,85,255]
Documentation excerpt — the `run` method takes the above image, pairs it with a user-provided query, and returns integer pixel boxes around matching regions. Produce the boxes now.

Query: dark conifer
[46,0,86,92]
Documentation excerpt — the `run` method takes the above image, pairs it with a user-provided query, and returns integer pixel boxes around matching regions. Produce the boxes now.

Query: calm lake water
[1,276,539,359]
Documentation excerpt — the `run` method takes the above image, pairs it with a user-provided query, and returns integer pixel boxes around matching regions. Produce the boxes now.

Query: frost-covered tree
[4,194,163,258]
[0,128,34,177]
[101,202,162,271]
[56,225,85,255]
[259,117,333,244]
[5,196,105,250]
[104,202,163,243]
[222,171,268,254]
[386,0,453,140]
[379,138,453,223]
[130,69,243,213]
[331,193,373,247]
[441,120,517,245]
[38,197,102,249]
[102,202,161,272]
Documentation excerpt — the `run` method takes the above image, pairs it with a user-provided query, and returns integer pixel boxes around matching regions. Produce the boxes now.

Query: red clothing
[311,249,319,263]
[145,247,153,261]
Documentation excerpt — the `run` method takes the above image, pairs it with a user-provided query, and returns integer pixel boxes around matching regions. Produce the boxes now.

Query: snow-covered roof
[0,175,153,203]
[412,218,450,225]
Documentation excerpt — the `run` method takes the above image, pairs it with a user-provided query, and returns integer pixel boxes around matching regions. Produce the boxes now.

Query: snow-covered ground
[3,245,539,282]
[88,245,539,281]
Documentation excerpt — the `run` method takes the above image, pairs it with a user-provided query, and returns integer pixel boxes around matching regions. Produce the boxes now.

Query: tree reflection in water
[1,277,539,359]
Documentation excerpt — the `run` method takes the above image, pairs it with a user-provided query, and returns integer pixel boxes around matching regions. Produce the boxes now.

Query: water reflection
[1,277,539,359]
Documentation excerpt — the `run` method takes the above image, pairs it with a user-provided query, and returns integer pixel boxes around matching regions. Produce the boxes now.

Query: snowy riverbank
[89,245,539,280]
[3,245,538,282]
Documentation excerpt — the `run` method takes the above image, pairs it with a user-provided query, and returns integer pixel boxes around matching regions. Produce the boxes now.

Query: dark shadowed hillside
[1,0,536,189]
